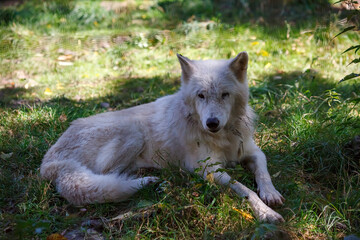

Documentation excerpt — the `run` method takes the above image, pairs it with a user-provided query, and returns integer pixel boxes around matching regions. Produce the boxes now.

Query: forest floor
[0,0,359,239]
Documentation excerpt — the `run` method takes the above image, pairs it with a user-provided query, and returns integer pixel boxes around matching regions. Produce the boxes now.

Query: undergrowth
[0,0,359,239]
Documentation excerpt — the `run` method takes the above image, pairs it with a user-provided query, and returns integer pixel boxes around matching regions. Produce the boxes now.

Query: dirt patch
[100,0,136,13]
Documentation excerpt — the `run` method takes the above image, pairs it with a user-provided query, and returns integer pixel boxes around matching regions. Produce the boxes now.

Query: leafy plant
[334,0,360,82]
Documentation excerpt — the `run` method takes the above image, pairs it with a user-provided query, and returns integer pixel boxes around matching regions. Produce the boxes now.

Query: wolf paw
[141,176,160,186]
[258,208,285,223]
[258,184,285,206]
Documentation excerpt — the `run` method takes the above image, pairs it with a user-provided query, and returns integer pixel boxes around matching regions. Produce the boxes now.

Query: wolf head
[178,52,249,133]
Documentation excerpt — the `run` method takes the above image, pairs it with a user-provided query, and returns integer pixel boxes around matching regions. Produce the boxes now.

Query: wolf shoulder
[70,94,178,127]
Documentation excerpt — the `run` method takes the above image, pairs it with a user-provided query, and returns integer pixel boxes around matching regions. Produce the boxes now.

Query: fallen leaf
[192,192,199,197]
[46,233,67,240]
[56,82,64,90]
[206,173,214,183]
[59,114,67,122]
[232,207,254,221]
[44,88,52,95]
[261,50,269,57]
[272,171,281,178]
[265,62,272,69]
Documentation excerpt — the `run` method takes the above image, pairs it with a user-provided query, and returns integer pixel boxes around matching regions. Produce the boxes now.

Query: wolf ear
[229,51,248,83]
[177,54,194,83]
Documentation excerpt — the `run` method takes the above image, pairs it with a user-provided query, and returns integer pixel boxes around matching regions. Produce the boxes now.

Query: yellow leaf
[194,183,203,189]
[44,88,52,95]
[93,21,98,26]
[265,62,272,69]
[232,207,254,221]
[147,66,157,72]
[82,74,89,78]
[261,50,269,57]
[47,24,52,28]
[169,49,174,56]
[56,82,64,90]
[46,233,67,240]
[251,41,259,46]
[142,14,147,19]
[206,173,214,183]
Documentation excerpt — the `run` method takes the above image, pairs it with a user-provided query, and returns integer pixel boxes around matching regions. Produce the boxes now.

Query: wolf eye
[198,93,205,99]
[222,92,229,99]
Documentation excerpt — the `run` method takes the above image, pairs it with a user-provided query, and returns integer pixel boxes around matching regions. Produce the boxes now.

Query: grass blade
[339,73,360,83]
[333,26,356,39]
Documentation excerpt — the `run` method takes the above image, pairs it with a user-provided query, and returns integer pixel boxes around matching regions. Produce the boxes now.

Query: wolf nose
[206,118,220,132]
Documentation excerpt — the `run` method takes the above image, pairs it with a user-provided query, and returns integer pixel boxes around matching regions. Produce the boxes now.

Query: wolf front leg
[205,168,284,223]
[243,141,285,206]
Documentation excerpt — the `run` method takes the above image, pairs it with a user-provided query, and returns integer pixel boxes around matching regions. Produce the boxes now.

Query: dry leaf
[46,233,67,240]
[56,82,64,90]
[192,192,199,197]
[272,171,281,178]
[59,114,67,122]
[44,88,52,95]
[206,173,215,183]
[265,62,272,69]
[261,50,269,57]
[232,207,254,221]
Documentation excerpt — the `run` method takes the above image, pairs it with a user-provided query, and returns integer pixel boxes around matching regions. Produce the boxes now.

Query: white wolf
[40,52,284,223]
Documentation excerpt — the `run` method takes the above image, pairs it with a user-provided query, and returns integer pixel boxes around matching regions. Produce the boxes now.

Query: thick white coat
[40,52,284,223]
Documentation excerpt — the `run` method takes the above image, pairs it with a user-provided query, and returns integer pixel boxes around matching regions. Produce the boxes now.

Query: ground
[0,0,359,239]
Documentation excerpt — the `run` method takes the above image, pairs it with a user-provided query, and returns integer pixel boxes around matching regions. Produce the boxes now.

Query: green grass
[1,0,360,239]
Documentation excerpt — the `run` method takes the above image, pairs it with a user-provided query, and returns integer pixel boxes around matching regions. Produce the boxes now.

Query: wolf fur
[40,52,284,223]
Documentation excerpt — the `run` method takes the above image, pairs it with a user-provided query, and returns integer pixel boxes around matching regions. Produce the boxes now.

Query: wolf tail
[40,161,157,205]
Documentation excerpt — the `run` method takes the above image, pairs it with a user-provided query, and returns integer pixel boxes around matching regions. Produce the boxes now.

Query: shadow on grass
[1,70,359,238]
[0,0,343,40]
